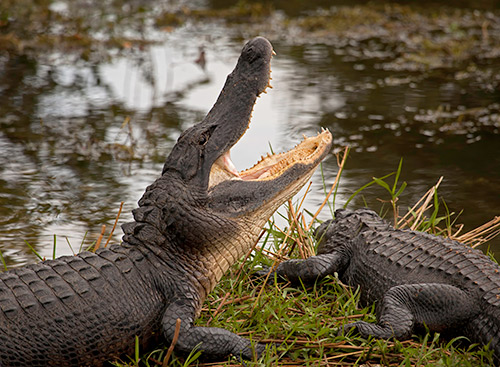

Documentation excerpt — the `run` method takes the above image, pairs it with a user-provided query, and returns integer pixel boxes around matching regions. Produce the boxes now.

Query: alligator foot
[252,265,282,285]
[163,299,266,362]
[253,265,273,279]
[255,253,347,287]
[341,283,480,341]
[341,321,400,340]
[235,342,267,364]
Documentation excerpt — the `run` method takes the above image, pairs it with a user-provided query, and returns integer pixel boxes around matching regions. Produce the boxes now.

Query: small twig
[251,224,295,315]
[200,295,253,313]
[254,245,287,261]
[267,223,295,257]
[322,350,365,360]
[93,225,106,252]
[451,223,465,238]
[297,181,313,214]
[481,226,500,244]
[409,188,438,231]
[288,200,314,258]
[206,292,230,326]
[398,176,443,230]
[104,201,124,248]
[288,200,307,259]
[455,215,500,247]
[146,357,163,366]
[233,228,266,284]
[213,295,253,307]
[163,318,182,366]
[397,179,436,228]
[300,215,316,257]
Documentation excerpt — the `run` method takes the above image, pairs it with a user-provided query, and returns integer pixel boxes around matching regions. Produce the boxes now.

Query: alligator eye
[198,134,208,146]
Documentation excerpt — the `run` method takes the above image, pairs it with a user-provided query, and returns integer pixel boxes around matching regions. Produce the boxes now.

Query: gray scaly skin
[0,37,332,366]
[269,208,500,361]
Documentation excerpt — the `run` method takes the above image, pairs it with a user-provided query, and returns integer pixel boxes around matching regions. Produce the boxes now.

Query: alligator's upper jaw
[161,36,274,186]
[201,37,332,220]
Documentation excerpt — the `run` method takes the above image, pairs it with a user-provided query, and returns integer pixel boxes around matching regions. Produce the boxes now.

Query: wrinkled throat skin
[0,37,332,366]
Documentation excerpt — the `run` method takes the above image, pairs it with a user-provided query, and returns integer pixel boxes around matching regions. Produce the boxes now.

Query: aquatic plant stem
[307,146,349,231]
[94,225,106,251]
[105,201,124,248]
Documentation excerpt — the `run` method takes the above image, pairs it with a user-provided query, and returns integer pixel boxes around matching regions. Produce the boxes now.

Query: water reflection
[1,2,499,268]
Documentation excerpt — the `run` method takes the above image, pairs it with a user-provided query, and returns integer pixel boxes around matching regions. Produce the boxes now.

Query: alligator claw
[235,342,267,365]
[339,321,359,337]
[340,321,397,340]
[255,342,267,357]
[252,265,278,285]
[253,265,271,277]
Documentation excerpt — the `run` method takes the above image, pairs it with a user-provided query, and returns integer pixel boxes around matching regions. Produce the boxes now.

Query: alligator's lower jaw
[208,129,332,188]
[240,128,332,180]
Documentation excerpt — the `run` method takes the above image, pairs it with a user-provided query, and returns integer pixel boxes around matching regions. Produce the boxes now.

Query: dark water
[0,1,499,267]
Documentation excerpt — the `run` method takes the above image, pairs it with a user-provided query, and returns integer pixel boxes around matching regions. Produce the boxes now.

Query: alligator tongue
[221,151,240,177]
[218,151,270,180]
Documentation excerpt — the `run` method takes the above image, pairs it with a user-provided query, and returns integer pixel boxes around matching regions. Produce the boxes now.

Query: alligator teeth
[236,131,329,182]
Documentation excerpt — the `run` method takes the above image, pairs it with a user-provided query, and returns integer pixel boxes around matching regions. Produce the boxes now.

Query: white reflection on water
[97,34,341,169]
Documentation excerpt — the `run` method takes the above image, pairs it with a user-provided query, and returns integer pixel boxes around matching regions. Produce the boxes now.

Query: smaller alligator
[266,208,500,361]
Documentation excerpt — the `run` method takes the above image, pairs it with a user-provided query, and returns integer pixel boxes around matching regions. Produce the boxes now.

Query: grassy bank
[109,153,499,366]
[2,152,499,366]
[113,234,496,366]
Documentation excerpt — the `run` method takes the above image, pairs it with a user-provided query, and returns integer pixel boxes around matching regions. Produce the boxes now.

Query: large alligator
[0,37,332,366]
[266,208,500,361]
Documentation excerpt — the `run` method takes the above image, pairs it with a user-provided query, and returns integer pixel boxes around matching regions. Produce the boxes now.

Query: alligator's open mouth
[203,36,332,191]
[208,129,332,189]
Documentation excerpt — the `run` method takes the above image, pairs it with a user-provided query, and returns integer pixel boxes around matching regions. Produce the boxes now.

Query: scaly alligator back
[273,208,500,361]
[347,225,500,350]
[0,245,166,366]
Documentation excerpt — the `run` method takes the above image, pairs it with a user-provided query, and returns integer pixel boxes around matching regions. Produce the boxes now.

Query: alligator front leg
[269,253,347,284]
[343,283,479,340]
[162,300,265,361]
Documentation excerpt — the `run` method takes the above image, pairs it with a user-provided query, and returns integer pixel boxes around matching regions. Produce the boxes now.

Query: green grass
[125,247,494,366]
